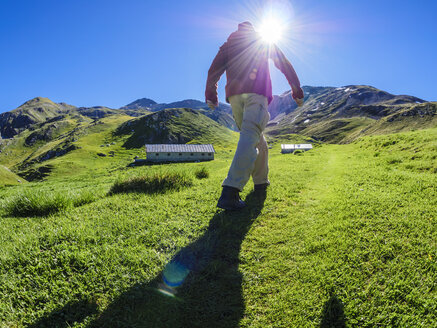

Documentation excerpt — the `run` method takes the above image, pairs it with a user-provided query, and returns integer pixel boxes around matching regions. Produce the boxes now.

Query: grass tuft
[72,190,99,207]
[4,190,98,217]
[195,167,209,179]
[109,172,193,195]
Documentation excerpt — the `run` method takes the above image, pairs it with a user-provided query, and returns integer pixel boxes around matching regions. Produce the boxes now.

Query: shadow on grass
[320,294,347,328]
[28,191,266,328]
[127,159,214,167]
[27,299,98,328]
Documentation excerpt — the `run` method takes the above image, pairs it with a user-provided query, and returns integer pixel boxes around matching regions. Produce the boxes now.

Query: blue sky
[0,0,436,112]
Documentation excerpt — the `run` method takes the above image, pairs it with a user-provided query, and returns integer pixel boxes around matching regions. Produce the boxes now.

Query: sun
[258,18,284,44]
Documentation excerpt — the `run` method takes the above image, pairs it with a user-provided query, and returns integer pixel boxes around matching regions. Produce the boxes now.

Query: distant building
[281,144,313,154]
[145,144,215,162]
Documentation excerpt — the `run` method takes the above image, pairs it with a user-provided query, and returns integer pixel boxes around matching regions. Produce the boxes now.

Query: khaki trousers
[223,93,270,191]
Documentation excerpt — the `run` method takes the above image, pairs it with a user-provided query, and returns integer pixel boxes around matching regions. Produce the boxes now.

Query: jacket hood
[238,21,254,31]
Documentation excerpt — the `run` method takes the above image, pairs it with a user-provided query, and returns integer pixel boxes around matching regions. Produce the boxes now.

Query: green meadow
[0,128,436,327]
[0,165,24,187]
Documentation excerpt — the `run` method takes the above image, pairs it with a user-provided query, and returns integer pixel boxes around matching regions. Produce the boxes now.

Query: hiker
[205,21,304,210]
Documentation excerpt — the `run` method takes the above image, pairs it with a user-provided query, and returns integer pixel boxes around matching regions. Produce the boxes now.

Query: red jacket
[205,23,303,105]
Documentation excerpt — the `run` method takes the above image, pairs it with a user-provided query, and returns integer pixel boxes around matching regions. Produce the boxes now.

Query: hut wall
[147,152,214,162]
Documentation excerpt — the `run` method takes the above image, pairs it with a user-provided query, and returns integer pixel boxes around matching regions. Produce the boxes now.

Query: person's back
[224,25,272,102]
[205,21,304,210]
[206,21,303,107]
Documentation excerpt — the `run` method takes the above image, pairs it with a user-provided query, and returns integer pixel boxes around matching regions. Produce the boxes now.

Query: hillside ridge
[266,85,434,143]
[0,84,435,181]
[115,107,237,148]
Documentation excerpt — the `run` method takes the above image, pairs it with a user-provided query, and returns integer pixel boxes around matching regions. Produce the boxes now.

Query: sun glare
[258,18,284,44]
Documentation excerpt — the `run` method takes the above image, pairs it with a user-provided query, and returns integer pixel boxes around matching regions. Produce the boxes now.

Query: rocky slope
[0,97,75,138]
[122,98,231,113]
[0,96,236,139]
[266,85,434,142]
[121,97,157,110]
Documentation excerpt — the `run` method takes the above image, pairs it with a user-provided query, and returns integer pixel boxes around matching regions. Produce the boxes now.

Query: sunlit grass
[3,189,99,217]
[108,172,193,195]
[0,127,435,327]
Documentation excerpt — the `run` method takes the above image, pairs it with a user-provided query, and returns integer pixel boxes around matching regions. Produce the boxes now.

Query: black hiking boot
[254,182,270,191]
[217,186,246,210]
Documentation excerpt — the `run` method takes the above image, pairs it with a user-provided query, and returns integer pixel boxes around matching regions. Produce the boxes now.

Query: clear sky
[1,0,436,113]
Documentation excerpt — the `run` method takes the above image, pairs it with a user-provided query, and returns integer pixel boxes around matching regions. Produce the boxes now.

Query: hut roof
[145,144,215,153]
[281,144,313,150]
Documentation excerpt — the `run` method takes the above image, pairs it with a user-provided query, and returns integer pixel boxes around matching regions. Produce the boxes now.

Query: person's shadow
[319,294,347,328]
[28,190,266,328]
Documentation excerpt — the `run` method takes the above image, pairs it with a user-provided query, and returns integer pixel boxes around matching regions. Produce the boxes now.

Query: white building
[145,144,215,162]
[281,144,313,154]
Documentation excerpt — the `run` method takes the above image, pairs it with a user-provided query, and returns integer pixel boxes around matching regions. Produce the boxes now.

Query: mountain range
[0,97,235,139]
[2,85,435,141]
[267,85,436,142]
[0,84,435,183]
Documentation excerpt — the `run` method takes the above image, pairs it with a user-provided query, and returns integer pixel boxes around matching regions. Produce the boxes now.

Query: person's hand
[295,97,304,107]
[207,100,218,109]
[291,85,304,107]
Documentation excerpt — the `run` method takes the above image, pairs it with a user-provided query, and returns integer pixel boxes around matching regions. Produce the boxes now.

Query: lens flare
[162,261,190,288]
[258,18,284,44]
[157,283,177,297]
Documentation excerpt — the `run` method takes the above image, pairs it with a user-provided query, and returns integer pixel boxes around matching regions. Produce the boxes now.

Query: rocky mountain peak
[121,98,157,110]
[20,97,56,108]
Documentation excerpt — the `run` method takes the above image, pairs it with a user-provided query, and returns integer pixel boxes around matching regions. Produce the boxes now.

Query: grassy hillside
[267,117,375,144]
[0,116,81,169]
[0,113,137,181]
[356,102,437,136]
[0,127,435,327]
[0,108,238,182]
[21,114,138,181]
[78,106,150,119]
[0,98,236,182]
[6,97,72,123]
[0,96,152,140]
[0,97,75,138]
[115,108,238,149]
[198,108,238,131]
[0,165,26,186]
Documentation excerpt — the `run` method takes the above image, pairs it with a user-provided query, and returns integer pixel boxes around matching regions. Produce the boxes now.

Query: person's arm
[205,42,227,108]
[269,44,304,104]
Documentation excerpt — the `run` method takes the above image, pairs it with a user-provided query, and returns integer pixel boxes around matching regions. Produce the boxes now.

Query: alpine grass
[109,172,193,195]
[0,127,435,327]
[195,167,209,179]
[3,189,98,217]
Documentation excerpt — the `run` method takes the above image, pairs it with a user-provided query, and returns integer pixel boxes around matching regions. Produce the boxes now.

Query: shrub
[109,172,193,195]
[3,189,98,217]
[195,167,209,179]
